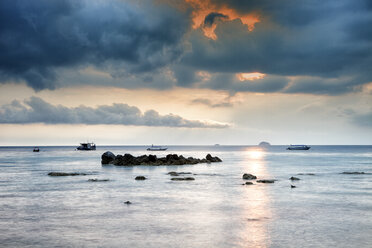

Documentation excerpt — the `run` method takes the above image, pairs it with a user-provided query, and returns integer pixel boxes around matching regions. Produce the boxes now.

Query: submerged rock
[243,173,257,180]
[101,152,222,166]
[88,178,110,182]
[135,176,147,180]
[256,179,275,183]
[297,173,315,175]
[341,172,365,174]
[101,151,116,164]
[48,172,88,176]
[244,182,254,185]
[171,177,195,181]
[291,185,296,188]
[167,172,192,176]
[289,176,300,180]
[123,201,132,205]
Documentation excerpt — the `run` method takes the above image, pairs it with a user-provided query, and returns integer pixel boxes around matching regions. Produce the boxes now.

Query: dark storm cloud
[179,0,372,95]
[0,0,188,90]
[1,0,371,95]
[0,97,228,128]
[204,12,228,27]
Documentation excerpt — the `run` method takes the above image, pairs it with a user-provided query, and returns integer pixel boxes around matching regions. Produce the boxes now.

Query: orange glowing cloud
[237,72,266,81]
[185,0,260,40]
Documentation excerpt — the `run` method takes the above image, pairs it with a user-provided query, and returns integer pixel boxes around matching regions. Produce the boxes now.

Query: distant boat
[77,142,96,150]
[287,145,310,150]
[146,145,168,151]
[33,147,40,152]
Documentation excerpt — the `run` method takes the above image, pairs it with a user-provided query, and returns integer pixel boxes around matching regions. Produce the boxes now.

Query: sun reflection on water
[240,147,272,247]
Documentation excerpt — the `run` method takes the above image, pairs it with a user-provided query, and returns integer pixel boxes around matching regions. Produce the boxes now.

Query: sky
[0,0,371,145]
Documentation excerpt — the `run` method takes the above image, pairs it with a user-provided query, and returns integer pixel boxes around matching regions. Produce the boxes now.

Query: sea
[0,145,371,248]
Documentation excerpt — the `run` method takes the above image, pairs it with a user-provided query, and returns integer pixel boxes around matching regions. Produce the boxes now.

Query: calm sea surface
[0,145,371,248]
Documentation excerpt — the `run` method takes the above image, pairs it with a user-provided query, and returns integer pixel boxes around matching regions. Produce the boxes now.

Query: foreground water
[0,145,371,247]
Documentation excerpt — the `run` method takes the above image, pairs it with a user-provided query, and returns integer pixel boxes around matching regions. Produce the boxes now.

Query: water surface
[0,145,371,247]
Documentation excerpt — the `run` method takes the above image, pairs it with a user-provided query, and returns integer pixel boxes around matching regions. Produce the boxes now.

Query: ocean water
[0,145,371,248]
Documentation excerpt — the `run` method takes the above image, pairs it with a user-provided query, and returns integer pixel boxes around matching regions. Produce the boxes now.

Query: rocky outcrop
[48,172,88,176]
[101,151,116,164]
[206,154,222,162]
[289,176,300,180]
[244,182,254,185]
[135,176,147,180]
[101,152,222,166]
[243,173,257,180]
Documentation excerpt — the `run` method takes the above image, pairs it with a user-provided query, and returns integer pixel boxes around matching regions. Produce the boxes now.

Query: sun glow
[237,72,266,81]
[241,147,271,246]
[185,0,260,40]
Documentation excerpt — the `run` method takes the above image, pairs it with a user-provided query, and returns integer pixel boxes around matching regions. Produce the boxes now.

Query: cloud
[204,12,228,27]
[0,97,229,128]
[0,0,371,96]
[0,0,188,90]
[191,98,233,108]
[178,0,372,95]
[352,110,372,128]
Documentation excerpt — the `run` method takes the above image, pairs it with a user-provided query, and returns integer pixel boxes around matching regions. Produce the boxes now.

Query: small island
[101,152,222,166]
[258,141,271,147]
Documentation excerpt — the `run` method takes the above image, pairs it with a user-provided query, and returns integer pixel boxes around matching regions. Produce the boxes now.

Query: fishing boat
[287,145,310,150]
[146,145,168,151]
[33,147,40,152]
[77,142,96,150]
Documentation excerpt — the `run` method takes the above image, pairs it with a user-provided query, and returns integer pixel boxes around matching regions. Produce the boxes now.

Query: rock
[243,173,257,180]
[88,178,109,182]
[297,173,315,175]
[148,154,157,162]
[167,172,192,176]
[135,176,147,180]
[291,185,296,188]
[289,176,300,180]
[101,151,116,164]
[103,153,222,166]
[206,154,222,162]
[123,201,132,204]
[48,172,88,176]
[244,182,254,185]
[171,177,195,181]
[256,179,275,183]
[341,172,365,174]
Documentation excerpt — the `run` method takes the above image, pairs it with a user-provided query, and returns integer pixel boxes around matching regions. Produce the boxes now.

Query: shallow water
[0,145,371,247]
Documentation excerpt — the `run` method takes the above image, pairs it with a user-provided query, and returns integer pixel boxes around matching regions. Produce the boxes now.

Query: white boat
[77,142,96,150]
[146,145,168,151]
[287,145,310,150]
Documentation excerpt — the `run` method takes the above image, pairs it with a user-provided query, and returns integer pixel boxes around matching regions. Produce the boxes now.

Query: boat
[146,145,168,151]
[287,145,310,150]
[33,147,40,152]
[77,142,96,150]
